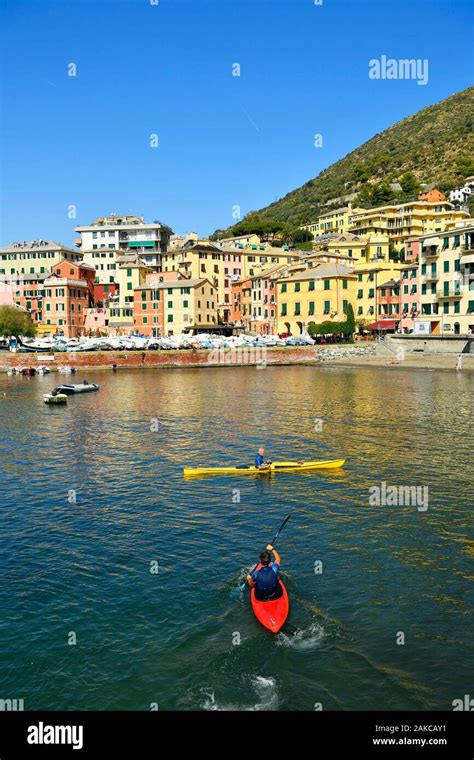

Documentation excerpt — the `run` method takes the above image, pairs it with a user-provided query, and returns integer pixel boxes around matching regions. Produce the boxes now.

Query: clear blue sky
[0,0,472,246]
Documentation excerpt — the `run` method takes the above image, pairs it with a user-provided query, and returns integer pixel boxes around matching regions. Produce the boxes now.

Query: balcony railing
[421,246,439,257]
[435,288,463,299]
[423,273,439,282]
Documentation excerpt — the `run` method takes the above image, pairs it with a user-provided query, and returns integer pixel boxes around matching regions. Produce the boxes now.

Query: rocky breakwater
[317,345,378,362]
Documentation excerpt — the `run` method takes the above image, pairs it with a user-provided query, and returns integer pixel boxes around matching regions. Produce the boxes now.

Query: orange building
[231,277,252,329]
[42,274,89,336]
[133,283,164,336]
[51,258,96,305]
[418,189,446,203]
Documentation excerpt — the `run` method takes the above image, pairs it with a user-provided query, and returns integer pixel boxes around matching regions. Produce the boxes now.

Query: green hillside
[212,86,474,241]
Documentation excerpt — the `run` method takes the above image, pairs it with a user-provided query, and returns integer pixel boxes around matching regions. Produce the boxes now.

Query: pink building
[399,262,420,332]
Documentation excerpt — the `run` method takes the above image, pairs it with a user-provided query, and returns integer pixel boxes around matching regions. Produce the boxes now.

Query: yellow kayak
[183,459,345,477]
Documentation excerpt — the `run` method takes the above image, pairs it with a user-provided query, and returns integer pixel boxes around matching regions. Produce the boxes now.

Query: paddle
[239,513,291,591]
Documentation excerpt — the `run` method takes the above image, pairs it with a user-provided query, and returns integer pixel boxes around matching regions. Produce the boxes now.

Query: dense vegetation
[0,306,36,338]
[212,87,473,242]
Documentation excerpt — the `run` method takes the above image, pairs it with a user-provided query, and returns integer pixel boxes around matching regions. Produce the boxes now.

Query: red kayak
[250,563,289,634]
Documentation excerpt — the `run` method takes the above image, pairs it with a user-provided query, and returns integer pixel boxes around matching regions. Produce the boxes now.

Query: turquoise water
[0,365,472,711]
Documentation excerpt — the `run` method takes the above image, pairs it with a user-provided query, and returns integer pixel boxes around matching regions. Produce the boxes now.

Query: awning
[368,320,399,331]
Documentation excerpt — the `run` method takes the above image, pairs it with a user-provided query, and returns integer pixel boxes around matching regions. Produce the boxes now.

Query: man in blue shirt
[255,447,271,469]
[247,546,282,601]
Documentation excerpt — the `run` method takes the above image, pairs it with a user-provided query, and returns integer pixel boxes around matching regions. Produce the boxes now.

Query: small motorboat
[53,380,99,395]
[58,366,77,374]
[43,392,68,405]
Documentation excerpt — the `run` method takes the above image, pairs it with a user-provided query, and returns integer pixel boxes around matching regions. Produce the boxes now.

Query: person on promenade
[255,447,272,469]
[455,354,463,371]
[246,546,283,601]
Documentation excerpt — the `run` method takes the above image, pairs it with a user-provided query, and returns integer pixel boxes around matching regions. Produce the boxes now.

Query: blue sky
[0,0,472,245]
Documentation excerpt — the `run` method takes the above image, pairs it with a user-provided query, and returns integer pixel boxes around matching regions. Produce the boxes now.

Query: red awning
[368,320,399,331]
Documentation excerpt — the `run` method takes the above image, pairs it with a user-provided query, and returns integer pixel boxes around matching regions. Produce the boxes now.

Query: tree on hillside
[399,172,421,197]
[0,306,36,338]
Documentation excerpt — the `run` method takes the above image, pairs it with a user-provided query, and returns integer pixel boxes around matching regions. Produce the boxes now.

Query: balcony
[460,252,474,266]
[421,246,439,257]
[423,273,439,283]
[435,288,463,299]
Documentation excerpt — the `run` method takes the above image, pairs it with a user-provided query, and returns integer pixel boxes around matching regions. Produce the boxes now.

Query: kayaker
[255,447,272,469]
[247,546,282,601]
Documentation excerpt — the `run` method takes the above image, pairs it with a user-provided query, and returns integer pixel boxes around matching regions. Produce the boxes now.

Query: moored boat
[43,392,68,405]
[53,381,99,395]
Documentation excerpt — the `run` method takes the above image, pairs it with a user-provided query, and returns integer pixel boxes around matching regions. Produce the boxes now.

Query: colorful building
[311,232,391,264]
[161,240,299,324]
[231,277,252,330]
[417,189,446,203]
[249,264,287,334]
[41,273,89,337]
[0,240,83,278]
[51,258,96,305]
[108,254,153,334]
[302,205,366,238]
[414,223,474,335]
[75,214,171,284]
[354,262,405,325]
[275,264,356,335]
[133,278,217,336]
[376,278,401,326]
[349,201,469,246]
[399,262,420,332]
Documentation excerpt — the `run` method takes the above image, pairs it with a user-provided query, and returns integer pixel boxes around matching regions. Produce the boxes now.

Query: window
[403,285,408,294]
[454,301,460,314]
[294,302,301,316]
[454,260,460,272]
[281,303,287,316]
[281,283,287,293]
[342,280,348,290]
[309,281,315,291]
[358,274,362,282]
[294,282,301,292]
[183,300,189,308]
[324,300,330,315]
[167,315,173,322]
[343,300,348,313]
[421,264,426,275]
[127,268,132,276]
[381,288,386,297]
[309,302,315,315]
[168,301,173,309]
[443,302,449,314]
[444,261,449,273]
[324,280,330,290]
[142,291,147,300]
[127,282,132,290]
[368,289,374,298]
[143,317,148,324]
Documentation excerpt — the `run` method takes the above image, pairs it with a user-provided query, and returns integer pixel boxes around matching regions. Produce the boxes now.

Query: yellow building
[275,264,356,335]
[216,233,262,248]
[302,205,366,237]
[311,232,391,264]
[348,201,469,246]
[161,240,299,323]
[0,240,83,277]
[161,278,217,335]
[109,254,152,333]
[414,223,474,335]
[353,261,405,323]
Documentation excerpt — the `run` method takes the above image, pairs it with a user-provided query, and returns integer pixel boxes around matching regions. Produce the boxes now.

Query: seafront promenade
[2,344,473,372]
